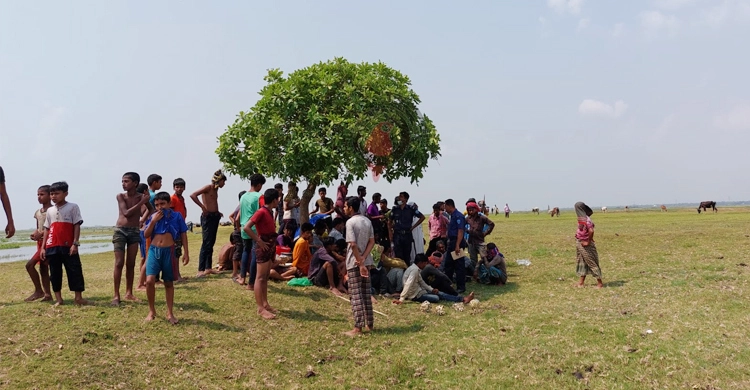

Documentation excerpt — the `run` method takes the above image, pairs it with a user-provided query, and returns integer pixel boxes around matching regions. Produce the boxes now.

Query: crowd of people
[0,165,603,334]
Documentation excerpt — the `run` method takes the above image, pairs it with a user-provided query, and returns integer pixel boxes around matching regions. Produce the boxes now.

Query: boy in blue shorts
[143,192,190,324]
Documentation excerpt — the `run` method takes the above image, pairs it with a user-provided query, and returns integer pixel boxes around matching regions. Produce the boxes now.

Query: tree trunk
[298,180,319,224]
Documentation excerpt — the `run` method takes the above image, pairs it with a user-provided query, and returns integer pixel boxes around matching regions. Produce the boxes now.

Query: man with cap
[465,201,494,278]
[389,191,424,266]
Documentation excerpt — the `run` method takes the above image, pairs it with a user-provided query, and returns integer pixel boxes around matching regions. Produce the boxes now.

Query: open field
[1,208,749,389]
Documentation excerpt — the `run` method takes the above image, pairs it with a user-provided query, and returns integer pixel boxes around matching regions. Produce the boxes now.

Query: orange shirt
[171,194,187,219]
[292,238,312,276]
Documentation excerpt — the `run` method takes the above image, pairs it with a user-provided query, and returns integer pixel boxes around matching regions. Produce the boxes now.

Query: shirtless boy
[25,185,52,302]
[190,170,226,277]
[112,172,152,305]
[143,192,190,324]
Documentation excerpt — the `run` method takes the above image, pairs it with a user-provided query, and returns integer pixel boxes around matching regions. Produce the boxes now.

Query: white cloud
[577,18,590,31]
[548,0,584,15]
[539,16,547,25]
[714,103,750,131]
[612,22,626,37]
[697,1,750,27]
[578,99,628,119]
[653,0,699,10]
[640,10,680,36]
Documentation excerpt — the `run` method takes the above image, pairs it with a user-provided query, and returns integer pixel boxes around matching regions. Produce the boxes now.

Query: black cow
[697,201,717,214]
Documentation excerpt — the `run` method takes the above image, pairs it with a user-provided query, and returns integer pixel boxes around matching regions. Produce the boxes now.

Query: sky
[1,0,749,229]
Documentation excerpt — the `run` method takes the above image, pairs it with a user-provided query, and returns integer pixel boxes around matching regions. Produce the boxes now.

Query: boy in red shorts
[243,188,280,320]
[25,185,52,302]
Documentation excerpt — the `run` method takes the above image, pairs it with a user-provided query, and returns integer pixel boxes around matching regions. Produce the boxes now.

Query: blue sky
[1,0,749,228]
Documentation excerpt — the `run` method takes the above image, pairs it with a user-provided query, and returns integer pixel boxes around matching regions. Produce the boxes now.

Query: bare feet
[344,328,362,337]
[196,272,206,278]
[258,309,276,320]
[41,295,53,302]
[25,292,45,302]
[136,285,147,292]
[167,314,179,325]
[145,312,156,322]
[575,283,585,288]
[204,269,219,275]
[53,300,64,307]
[365,325,374,332]
[110,297,121,306]
[245,284,254,291]
[175,278,187,284]
[264,305,278,314]
[74,298,92,306]
[462,292,475,304]
[371,296,378,304]
[330,287,344,297]
[596,284,604,289]
[124,294,140,302]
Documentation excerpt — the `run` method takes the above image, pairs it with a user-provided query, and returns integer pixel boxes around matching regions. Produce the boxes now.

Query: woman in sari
[574,202,603,288]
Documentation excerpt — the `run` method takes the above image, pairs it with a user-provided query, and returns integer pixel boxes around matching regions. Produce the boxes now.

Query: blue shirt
[447,209,465,238]
[149,190,156,206]
[145,209,188,242]
[390,204,424,233]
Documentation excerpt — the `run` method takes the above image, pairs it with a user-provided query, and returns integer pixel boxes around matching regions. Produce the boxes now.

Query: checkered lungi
[576,241,602,279]
[347,267,374,329]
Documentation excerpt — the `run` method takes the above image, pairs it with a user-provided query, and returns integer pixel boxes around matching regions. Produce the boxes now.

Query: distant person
[190,170,227,277]
[311,187,335,227]
[465,201,495,277]
[504,203,510,218]
[243,188,281,320]
[389,192,424,266]
[239,174,266,289]
[170,178,187,282]
[334,181,348,219]
[112,172,151,306]
[344,196,375,337]
[0,166,15,238]
[39,181,89,306]
[574,202,603,288]
[25,185,52,302]
[281,182,300,233]
[143,192,190,324]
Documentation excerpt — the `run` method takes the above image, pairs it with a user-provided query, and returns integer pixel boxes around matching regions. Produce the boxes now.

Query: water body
[0,243,112,264]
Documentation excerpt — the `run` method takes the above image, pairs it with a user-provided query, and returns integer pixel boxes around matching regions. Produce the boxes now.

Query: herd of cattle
[526,201,718,216]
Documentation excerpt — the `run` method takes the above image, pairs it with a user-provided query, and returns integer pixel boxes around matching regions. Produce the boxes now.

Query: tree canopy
[217,57,441,221]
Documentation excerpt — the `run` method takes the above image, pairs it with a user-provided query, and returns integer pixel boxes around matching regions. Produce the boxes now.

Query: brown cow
[660,205,667,212]
[549,207,560,217]
[697,201,717,214]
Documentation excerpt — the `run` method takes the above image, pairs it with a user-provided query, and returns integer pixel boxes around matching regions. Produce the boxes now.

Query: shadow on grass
[472,281,519,300]
[378,323,424,335]
[183,317,244,332]
[278,308,346,322]
[270,285,330,302]
[603,280,627,288]
[177,301,217,313]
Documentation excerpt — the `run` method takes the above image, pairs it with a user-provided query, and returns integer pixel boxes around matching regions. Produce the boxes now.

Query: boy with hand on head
[112,172,152,306]
[191,170,227,277]
[39,181,89,306]
[170,178,187,282]
[25,185,52,302]
[243,188,281,320]
[143,192,190,324]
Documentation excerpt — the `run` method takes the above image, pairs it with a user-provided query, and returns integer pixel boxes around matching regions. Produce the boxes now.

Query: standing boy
[112,172,151,305]
[239,174,266,288]
[344,196,375,337]
[190,170,226,277]
[25,185,52,302]
[243,188,281,320]
[39,181,89,306]
[465,201,495,278]
[143,192,190,324]
[170,178,187,282]
[228,191,246,283]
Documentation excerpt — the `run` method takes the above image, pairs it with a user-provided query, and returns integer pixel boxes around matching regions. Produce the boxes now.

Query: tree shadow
[377,323,424,335]
[470,281,519,300]
[277,308,345,322]
[603,280,627,288]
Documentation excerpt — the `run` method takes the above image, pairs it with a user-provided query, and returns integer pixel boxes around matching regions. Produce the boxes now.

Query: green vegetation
[0,208,748,388]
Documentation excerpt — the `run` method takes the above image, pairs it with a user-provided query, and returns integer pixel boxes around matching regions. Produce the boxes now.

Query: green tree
[217,57,440,223]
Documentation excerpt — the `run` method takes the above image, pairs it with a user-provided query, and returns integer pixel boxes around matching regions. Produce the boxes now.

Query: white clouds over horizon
[640,10,681,36]
[579,99,629,119]
[548,0,584,15]
[714,103,750,131]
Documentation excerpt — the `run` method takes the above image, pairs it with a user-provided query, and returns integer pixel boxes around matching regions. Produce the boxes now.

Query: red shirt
[44,202,83,248]
[250,206,275,236]
[170,194,187,219]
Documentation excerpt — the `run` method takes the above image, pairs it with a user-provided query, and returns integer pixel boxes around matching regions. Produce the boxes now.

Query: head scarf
[211,170,227,189]
[574,202,593,222]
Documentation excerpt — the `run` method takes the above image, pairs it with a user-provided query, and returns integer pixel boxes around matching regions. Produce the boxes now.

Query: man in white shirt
[394,254,473,304]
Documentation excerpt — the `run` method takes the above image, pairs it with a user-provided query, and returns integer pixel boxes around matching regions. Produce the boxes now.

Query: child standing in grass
[25,185,52,302]
[243,188,280,320]
[170,178,187,283]
[39,181,89,306]
[143,192,190,324]
[574,201,603,288]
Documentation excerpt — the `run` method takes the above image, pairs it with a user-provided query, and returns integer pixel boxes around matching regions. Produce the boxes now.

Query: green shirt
[240,191,261,239]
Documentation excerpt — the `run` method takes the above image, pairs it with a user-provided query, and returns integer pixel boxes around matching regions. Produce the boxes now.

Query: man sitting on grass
[393,254,474,304]
[308,237,347,296]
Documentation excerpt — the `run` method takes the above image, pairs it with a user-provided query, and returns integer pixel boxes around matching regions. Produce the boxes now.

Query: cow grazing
[532,207,540,215]
[625,206,630,212]
[697,201,717,214]
[660,205,667,212]
[549,207,560,217]
[601,206,608,213]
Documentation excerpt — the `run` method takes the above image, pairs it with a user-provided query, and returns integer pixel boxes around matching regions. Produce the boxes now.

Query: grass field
[1,208,749,389]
